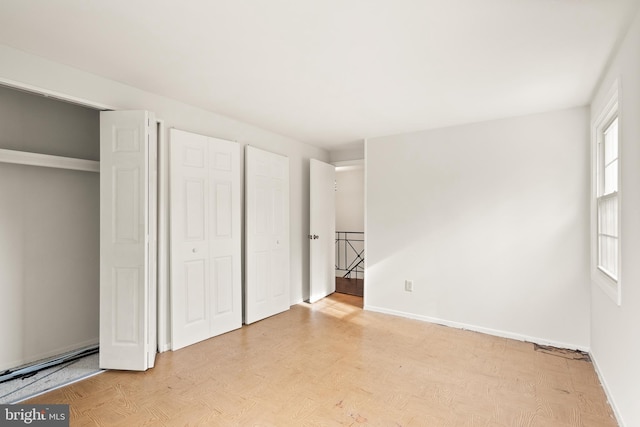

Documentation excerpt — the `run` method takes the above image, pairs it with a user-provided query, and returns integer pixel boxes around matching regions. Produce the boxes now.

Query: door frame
[0,78,170,353]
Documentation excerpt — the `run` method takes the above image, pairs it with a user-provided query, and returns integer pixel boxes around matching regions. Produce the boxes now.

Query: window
[592,81,620,304]
[597,117,618,279]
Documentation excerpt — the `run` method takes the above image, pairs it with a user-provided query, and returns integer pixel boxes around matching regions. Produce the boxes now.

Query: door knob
[308,234,319,240]
[192,248,198,253]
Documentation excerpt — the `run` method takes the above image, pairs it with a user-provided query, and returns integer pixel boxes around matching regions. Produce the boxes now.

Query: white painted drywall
[335,168,364,233]
[0,86,100,371]
[330,143,365,163]
[0,45,329,351]
[589,7,640,426]
[365,107,591,350]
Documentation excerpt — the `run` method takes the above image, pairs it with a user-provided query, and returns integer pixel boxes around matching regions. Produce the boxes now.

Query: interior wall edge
[364,304,590,353]
[591,351,626,427]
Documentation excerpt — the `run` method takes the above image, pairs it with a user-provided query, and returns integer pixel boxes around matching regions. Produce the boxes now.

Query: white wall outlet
[405,280,413,292]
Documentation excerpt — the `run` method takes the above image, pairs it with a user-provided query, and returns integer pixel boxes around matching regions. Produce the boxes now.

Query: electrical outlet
[405,280,413,292]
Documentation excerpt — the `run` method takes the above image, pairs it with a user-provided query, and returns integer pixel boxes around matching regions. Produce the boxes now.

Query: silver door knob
[308,234,319,240]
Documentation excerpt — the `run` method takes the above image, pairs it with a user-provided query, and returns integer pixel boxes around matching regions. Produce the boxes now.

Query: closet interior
[0,85,100,374]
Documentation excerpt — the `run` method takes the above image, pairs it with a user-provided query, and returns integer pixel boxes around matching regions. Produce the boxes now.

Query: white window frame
[591,80,621,305]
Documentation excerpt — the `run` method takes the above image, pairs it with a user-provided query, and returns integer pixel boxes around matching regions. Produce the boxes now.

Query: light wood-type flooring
[27,293,616,426]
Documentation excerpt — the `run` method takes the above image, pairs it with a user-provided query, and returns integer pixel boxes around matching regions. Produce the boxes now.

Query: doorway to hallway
[334,162,364,298]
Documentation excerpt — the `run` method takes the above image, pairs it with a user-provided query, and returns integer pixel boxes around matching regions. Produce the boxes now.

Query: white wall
[589,7,640,426]
[330,143,364,163]
[335,168,364,232]
[0,45,329,350]
[366,107,591,350]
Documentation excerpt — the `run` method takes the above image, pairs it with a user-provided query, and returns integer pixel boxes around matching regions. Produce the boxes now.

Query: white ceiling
[0,0,637,150]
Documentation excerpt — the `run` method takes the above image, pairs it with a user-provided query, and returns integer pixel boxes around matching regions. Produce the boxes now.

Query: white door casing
[170,129,241,350]
[245,146,290,324]
[100,111,157,371]
[309,159,336,303]
[147,116,158,368]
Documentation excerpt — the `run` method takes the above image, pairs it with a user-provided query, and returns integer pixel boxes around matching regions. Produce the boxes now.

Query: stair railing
[335,231,364,280]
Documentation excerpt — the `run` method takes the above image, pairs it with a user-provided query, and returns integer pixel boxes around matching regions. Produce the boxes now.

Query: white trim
[363,139,369,308]
[333,159,364,171]
[0,77,114,111]
[156,119,171,352]
[364,304,590,352]
[591,353,625,426]
[0,148,99,173]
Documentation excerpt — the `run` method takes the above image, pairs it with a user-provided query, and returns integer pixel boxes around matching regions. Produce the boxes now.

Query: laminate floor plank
[26,294,616,426]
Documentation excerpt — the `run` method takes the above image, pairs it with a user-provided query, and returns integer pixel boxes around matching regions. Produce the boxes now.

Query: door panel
[100,110,156,371]
[245,146,290,324]
[114,268,139,343]
[309,159,336,303]
[213,256,233,314]
[185,260,207,322]
[170,129,241,350]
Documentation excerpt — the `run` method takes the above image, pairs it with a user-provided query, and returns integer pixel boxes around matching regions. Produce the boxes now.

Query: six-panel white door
[309,159,336,303]
[245,146,290,324]
[170,129,241,350]
[100,111,157,371]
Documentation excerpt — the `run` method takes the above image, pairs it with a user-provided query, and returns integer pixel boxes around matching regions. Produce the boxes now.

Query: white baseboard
[590,353,625,426]
[364,304,589,352]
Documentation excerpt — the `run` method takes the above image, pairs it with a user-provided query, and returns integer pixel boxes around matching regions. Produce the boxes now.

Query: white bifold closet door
[170,129,241,350]
[245,146,290,324]
[100,111,157,371]
[309,159,336,303]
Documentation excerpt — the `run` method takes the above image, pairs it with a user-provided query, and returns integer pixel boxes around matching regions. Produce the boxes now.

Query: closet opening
[0,84,103,402]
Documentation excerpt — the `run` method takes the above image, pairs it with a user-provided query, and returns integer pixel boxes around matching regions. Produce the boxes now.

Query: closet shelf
[0,148,99,173]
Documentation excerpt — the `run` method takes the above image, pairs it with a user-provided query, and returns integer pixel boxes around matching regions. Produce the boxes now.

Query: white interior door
[309,159,336,303]
[100,111,157,371]
[170,129,241,350]
[245,146,290,324]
